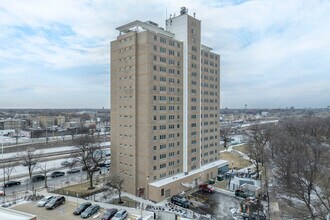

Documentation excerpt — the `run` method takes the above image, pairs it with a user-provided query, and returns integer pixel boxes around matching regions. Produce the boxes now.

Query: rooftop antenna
[193,12,196,18]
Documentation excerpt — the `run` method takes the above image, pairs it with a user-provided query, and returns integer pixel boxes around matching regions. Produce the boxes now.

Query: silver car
[37,196,54,207]
[112,209,128,220]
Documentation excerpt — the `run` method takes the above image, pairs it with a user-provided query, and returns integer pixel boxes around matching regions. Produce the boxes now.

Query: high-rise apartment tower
[111,7,228,202]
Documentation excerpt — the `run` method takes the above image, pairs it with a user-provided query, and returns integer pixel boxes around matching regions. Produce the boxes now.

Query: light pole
[1,135,6,203]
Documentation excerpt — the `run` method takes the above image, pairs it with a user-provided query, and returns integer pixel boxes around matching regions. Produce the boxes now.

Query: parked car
[45,196,65,210]
[81,204,100,218]
[4,180,21,188]
[170,195,189,208]
[199,183,215,193]
[112,209,128,220]
[99,160,111,168]
[0,190,5,196]
[22,161,36,166]
[82,166,101,172]
[31,175,45,182]
[50,171,65,178]
[73,202,91,215]
[102,208,118,220]
[67,168,81,174]
[235,189,248,198]
[37,196,54,207]
[61,158,78,167]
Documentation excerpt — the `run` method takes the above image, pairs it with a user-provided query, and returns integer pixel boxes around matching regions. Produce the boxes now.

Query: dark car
[31,175,45,182]
[235,189,248,198]
[170,195,189,208]
[22,161,37,166]
[82,166,101,172]
[73,202,92,215]
[102,208,118,220]
[4,180,21,188]
[81,204,100,218]
[67,168,81,174]
[45,196,65,210]
[50,171,65,178]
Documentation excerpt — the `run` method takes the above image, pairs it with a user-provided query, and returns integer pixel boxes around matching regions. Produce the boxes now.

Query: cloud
[0,0,329,108]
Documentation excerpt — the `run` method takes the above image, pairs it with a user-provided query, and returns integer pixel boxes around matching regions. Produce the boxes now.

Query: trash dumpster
[217,175,224,181]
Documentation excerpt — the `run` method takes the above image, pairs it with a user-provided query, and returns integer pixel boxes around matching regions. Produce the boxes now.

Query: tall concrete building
[111,7,227,202]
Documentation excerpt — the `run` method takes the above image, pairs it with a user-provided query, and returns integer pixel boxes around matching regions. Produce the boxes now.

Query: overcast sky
[0,0,329,109]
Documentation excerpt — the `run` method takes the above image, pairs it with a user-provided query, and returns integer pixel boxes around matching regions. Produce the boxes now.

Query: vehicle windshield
[48,199,56,205]
[40,197,50,202]
[114,212,122,217]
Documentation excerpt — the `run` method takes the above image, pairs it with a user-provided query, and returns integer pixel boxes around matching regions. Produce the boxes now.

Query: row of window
[153,133,180,140]
[153,35,181,48]
[153,124,180,130]
[153,105,180,111]
[153,152,180,160]
[153,142,180,151]
[153,65,181,75]
[153,115,180,120]
[153,96,180,102]
[153,86,181,93]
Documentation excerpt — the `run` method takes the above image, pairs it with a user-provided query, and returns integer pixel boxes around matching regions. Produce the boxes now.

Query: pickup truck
[199,183,215,193]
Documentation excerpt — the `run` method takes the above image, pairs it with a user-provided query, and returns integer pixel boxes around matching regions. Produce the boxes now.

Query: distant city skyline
[1,0,329,109]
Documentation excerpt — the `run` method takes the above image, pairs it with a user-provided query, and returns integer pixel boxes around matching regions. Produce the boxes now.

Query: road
[2,166,110,199]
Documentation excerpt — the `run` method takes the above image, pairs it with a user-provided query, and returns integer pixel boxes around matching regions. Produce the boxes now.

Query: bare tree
[36,162,49,188]
[268,117,330,219]
[68,127,77,140]
[247,124,269,179]
[20,148,42,178]
[220,126,233,149]
[2,159,18,182]
[71,135,105,190]
[103,174,125,204]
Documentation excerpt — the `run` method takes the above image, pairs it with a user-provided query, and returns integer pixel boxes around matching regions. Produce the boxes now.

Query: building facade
[111,7,226,202]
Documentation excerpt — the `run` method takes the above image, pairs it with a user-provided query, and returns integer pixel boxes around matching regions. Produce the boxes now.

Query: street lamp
[1,134,6,203]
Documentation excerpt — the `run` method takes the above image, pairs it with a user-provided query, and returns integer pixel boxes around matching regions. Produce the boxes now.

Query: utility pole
[1,135,6,203]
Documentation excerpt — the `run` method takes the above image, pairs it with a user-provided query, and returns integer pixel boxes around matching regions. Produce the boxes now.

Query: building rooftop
[0,207,36,220]
[116,20,174,38]
[149,160,228,188]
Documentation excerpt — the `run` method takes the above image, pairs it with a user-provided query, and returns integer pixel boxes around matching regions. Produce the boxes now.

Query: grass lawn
[54,179,104,198]
[110,196,138,208]
[233,144,249,155]
[220,152,252,169]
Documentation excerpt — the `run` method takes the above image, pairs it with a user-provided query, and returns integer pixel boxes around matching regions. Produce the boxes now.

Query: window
[160,154,166,159]
[160,37,166,43]
[160,57,166,63]
[160,144,166,149]
[160,163,166,169]
[160,47,166,53]
[154,35,157,41]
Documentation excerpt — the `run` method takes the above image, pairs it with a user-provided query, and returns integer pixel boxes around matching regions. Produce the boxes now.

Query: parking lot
[11,200,142,220]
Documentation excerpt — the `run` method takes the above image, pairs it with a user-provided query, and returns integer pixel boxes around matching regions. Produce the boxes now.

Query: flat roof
[201,44,213,51]
[149,160,228,188]
[116,20,174,38]
[0,207,36,220]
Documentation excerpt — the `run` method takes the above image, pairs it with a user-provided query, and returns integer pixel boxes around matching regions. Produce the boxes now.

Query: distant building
[111,7,223,202]
[56,115,66,127]
[0,119,27,130]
